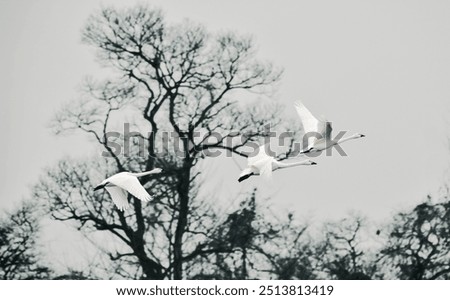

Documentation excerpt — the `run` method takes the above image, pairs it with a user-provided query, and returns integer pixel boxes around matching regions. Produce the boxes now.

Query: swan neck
[337,134,359,144]
[276,160,309,168]
[133,170,159,177]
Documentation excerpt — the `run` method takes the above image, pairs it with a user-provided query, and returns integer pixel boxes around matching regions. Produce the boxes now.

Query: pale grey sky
[1,0,450,227]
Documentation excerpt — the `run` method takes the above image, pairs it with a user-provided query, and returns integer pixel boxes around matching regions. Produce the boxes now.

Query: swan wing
[295,101,329,146]
[252,157,273,180]
[294,101,320,134]
[247,144,270,166]
[108,174,153,203]
[317,118,332,141]
[105,185,130,211]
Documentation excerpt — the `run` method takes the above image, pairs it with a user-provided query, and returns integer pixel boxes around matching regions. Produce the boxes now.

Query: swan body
[94,168,163,211]
[238,145,316,182]
[294,101,365,154]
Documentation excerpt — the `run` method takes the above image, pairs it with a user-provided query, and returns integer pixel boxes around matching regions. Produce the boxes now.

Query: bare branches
[43,4,291,279]
[0,202,50,279]
[52,78,137,171]
[381,198,450,279]
[34,158,167,279]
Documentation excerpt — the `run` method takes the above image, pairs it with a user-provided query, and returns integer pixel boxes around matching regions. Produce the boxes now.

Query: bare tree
[250,211,314,280]
[0,202,50,280]
[315,216,377,279]
[35,5,299,279]
[185,191,258,279]
[185,190,315,280]
[381,193,450,279]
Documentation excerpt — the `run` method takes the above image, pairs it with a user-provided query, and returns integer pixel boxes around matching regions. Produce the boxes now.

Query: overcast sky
[1,0,450,228]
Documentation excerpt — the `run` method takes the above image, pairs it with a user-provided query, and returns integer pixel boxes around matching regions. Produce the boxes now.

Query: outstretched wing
[248,144,270,166]
[294,102,319,133]
[254,158,273,180]
[294,101,330,146]
[247,144,273,180]
[105,185,130,211]
[109,174,153,203]
[323,121,332,141]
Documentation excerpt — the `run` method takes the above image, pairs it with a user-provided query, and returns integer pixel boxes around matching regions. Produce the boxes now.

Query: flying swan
[238,144,316,182]
[294,101,365,154]
[94,168,163,211]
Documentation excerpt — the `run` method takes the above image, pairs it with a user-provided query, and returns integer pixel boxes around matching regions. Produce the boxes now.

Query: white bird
[94,168,163,211]
[294,101,365,154]
[238,144,317,182]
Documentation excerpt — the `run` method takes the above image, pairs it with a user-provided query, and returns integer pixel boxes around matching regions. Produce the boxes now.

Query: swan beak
[360,134,366,137]
[311,162,317,165]
[238,173,253,182]
[94,185,104,191]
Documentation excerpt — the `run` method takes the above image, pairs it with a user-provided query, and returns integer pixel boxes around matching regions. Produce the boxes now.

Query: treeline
[2,189,449,280]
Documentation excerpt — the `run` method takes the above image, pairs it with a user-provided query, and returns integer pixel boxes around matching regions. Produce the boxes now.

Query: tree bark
[172,164,191,279]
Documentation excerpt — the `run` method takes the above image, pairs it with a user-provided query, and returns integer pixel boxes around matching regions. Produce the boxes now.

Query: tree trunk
[133,234,164,279]
[139,254,164,279]
[173,165,191,279]
[242,247,247,279]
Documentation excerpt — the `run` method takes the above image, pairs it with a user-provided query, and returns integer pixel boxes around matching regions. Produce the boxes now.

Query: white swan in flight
[294,101,365,154]
[238,144,316,182]
[94,168,163,211]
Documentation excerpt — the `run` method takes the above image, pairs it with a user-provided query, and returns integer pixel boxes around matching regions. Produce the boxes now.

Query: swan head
[94,181,107,191]
[355,133,365,138]
[301,146,319,154]
[305,160,317,165]
[152,168,163,173]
